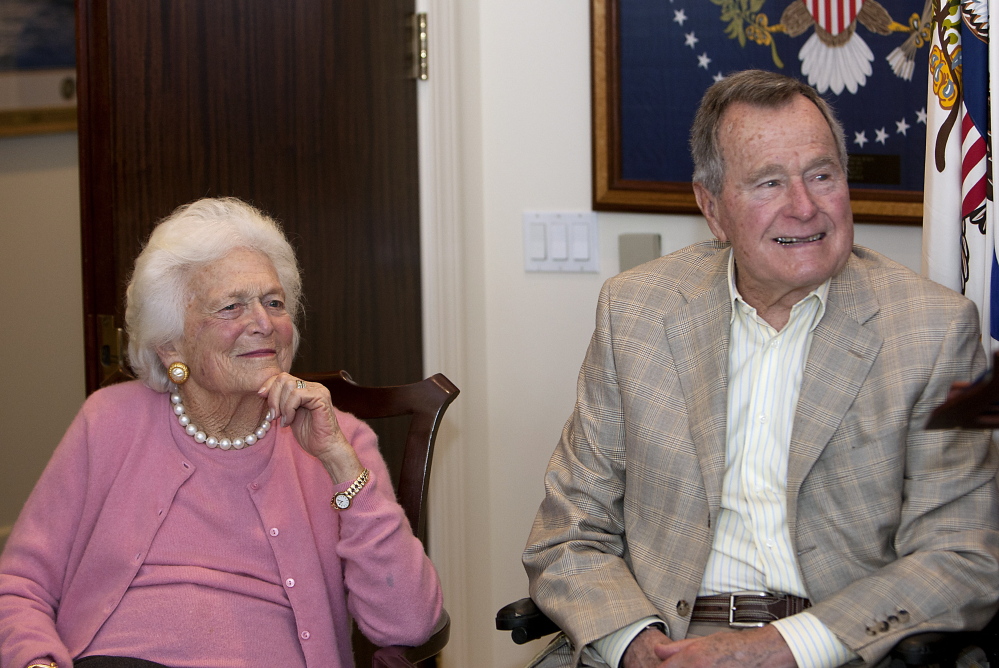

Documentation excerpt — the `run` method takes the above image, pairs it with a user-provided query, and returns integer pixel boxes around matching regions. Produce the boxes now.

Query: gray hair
[690,69,848,196]
[125,197,303,392]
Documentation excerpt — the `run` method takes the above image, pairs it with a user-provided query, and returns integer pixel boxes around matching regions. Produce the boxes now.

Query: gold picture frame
[1,0,78,138]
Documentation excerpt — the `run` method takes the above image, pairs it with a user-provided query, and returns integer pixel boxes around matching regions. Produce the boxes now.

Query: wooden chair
[301,370,460,668]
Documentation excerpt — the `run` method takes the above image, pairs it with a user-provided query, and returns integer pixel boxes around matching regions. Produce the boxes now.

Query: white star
[895,118,911,136]
[713,71,725,82]
[854,131,869,148]
[674,9,687,25]
[875,128,889,145]
[685,32,699,48]
[697,52,712,69]
[916,107,928,124]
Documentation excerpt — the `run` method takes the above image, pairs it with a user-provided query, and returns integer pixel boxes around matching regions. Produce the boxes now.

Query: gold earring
[168,362,190,385]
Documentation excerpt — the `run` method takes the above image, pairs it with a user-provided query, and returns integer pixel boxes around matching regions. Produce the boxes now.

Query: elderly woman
[0,198,443,668]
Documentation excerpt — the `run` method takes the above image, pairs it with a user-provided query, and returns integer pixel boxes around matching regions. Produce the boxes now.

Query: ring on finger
[296,379,307,389]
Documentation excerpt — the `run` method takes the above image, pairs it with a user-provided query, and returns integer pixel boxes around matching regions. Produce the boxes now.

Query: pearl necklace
[170,393,274,450]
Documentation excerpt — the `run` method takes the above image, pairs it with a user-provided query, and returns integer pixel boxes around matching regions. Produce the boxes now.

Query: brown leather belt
[692,592,811,628]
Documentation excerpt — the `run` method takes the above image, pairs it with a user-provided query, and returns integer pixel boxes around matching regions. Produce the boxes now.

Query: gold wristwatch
[331,468,370,510]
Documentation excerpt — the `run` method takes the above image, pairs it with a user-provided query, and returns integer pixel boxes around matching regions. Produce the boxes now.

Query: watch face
[334,493,351,509]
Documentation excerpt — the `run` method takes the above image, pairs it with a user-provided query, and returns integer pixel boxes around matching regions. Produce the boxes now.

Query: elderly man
[523,70,999,668]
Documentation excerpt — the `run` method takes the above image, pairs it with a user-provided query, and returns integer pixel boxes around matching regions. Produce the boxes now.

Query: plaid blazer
[524,241,999,667]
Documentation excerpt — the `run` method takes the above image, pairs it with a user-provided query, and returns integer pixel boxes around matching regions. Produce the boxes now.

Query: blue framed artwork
[0,0,77,137]
[593,0,928,224]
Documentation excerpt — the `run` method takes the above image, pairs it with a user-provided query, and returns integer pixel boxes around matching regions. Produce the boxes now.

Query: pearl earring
[168,362,190,385]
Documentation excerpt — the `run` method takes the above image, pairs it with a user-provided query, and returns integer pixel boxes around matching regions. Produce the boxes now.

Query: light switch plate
[523,211,599,273]
[618,233,662,272]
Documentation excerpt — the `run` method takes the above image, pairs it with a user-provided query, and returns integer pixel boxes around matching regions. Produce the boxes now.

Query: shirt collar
[726,249,830,330]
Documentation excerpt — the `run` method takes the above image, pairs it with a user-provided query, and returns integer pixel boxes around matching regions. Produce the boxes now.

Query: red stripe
[961,113,987,218]
[805,0,865,36]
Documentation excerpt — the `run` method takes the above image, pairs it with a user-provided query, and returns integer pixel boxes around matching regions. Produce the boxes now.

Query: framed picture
[593,0,929,225]
[0,0,77,138]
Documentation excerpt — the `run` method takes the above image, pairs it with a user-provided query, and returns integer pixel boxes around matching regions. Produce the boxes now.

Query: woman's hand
[258,373,364,484]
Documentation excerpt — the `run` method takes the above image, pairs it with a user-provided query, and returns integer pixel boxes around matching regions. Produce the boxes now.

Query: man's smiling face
[694,94,854,312]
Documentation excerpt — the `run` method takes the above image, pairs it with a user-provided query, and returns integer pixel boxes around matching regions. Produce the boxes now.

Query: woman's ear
[156,341,182,368]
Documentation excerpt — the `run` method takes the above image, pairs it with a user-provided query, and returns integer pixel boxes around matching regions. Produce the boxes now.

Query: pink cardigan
[0,381,443,668]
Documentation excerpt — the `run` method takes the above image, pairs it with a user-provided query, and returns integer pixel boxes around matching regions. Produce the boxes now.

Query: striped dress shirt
[594,253,856,668]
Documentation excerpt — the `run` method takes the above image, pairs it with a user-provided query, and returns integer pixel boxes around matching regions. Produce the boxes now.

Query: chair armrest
[889,632,953,666]
[371,609,450,668]
[890,608,999,666]
[496,597,561,645]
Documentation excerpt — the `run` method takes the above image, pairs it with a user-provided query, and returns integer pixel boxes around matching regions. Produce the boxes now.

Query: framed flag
[593,0,931,224]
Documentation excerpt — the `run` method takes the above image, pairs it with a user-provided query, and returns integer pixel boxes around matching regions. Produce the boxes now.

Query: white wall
[0,132,85,552]
[455,3,923,667]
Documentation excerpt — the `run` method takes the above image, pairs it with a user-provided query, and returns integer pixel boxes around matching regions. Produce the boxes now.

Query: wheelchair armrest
[496,597,561,645]
[889,632,953,666]
[890,616,999,667]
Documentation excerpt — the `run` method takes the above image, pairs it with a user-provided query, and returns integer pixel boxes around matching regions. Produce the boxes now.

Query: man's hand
[653,624,797,668]
[622,626,673,668]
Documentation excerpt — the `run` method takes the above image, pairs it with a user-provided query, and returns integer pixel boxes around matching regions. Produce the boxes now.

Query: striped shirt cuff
[591,616,667,668]
[772,612,858,668]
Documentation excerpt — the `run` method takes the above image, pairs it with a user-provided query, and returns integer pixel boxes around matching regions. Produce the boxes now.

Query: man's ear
[693,182,728,242]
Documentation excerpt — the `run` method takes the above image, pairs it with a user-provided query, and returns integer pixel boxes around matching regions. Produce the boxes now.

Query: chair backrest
[299,370,459,543]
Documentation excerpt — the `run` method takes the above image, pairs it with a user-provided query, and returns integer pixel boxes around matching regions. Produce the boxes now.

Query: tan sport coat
[524,242,999,666]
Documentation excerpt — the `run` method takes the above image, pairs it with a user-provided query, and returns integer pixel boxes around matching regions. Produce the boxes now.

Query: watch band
[331,468,370,510]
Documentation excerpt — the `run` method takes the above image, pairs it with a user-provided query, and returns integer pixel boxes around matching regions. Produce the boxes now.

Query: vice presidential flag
[922,0,995,355]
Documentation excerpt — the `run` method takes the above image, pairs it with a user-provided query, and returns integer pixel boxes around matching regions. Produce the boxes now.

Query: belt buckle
[729,590,769,628]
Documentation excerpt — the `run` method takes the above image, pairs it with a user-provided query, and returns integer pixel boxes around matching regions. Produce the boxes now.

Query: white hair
[126,197,302,392]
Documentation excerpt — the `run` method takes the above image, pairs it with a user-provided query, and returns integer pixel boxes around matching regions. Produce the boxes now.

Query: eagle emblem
[713,0,933,94]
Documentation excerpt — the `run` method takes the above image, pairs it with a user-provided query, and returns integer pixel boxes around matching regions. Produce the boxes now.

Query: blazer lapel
[786,255,882,528]
[664,273,732,516]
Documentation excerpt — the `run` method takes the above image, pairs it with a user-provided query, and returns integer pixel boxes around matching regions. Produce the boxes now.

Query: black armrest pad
[496,597,561,644]
[890,632,951,666]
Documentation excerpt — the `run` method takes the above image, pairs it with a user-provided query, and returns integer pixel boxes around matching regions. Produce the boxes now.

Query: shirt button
[250,483,259,490]
[300,630,310,640]
[270,528,280,537]
[286,578,296,588]
[758,414,768,424]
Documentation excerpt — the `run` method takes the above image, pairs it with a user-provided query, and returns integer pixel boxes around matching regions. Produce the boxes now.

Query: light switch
[528,222,547,260]
[571,223,589,260]
[549,223,568,260]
